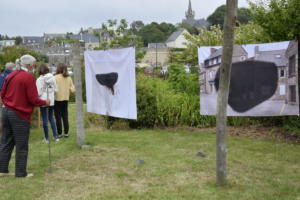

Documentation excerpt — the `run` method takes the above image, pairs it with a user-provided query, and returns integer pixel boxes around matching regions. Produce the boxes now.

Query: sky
[0,0,250,37]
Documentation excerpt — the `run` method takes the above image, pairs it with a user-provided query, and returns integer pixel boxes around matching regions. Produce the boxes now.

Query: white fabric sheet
[84,47,137,119]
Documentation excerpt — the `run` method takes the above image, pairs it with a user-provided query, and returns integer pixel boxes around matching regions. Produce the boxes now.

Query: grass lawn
[0,104,299,200]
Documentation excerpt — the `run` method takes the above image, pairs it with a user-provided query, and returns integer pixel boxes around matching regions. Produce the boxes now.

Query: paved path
[200,93,299,116]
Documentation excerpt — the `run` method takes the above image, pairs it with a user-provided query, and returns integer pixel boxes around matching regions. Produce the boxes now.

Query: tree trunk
[216,0,238,186]
[72,41,86,147]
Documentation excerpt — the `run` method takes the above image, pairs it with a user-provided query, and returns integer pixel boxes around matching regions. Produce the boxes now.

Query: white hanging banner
[199,41,299,116]
[84,47,137,119]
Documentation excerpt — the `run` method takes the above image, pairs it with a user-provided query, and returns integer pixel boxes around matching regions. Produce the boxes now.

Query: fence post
[72,41,86,147]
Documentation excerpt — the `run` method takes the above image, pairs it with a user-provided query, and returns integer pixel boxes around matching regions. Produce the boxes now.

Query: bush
[129,75,157,128]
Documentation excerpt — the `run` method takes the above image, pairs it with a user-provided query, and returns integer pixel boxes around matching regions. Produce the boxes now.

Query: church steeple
[185,0,195,20]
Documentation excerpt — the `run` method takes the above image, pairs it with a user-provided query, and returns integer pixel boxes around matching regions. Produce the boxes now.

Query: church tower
[185,0,195,20]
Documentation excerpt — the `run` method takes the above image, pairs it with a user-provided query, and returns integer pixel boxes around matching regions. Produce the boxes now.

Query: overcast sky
[0,0,250,37]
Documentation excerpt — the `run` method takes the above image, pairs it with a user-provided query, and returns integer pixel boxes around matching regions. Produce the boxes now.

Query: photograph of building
[199,41,299,116]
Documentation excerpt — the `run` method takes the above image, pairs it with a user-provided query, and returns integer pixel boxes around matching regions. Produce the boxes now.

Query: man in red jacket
[0,54,50,178]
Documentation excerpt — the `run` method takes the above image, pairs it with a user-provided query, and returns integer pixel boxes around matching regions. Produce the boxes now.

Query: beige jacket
[55,74,75,101]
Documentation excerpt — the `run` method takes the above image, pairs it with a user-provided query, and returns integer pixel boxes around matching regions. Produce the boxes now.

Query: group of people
[0,54,75,177]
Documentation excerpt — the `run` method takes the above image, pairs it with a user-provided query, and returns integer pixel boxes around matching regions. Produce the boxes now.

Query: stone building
[253,46,287,101]
[285,40,298,105]
[142,43,169,67]
[182,0,208,30]
[202,45,248,94]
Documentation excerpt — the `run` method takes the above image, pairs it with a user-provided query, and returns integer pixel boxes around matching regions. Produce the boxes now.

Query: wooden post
[216,0,238,186]
[72,41,86,147]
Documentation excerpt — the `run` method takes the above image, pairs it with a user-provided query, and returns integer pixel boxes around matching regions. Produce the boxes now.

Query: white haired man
[0,55,50,177]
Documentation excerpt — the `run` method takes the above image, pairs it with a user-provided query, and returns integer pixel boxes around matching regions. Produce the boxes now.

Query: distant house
[203,45,248,94]
[285,40,298,105]
[23,36,44,45]
[69,33,100,50]
[44,33,66,42]
[142,43,169,67]
[0,40,15,47]
[253,46,287,101]
[166,28,189,49]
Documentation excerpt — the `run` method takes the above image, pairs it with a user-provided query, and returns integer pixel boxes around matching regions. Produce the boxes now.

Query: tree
[130,21,144,34]
[250,0,300,41]
[207,5,226,27]
[15,36,23,45]
[0,46,48,71]
[216,0,237,186]
[207,5,252,27]
[176,22,199,35]
[94,19,145,62]
[137,22,176,46]
[171,22,271,66]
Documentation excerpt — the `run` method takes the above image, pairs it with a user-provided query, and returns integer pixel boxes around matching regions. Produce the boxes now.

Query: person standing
[0,62,16,90]
[0,62,16,137]
[0,55,49,178]
[54,63,75,138]
[36,64,59,143]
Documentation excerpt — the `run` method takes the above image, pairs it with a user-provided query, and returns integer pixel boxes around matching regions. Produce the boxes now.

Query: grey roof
[255,49,287,66]
[70,33,99,43]
[23,36,44,44]
[44,33,66,38]
[182,18,208,28]
[207,48,222,59]
[148,43,167,48]
[206,45,247,60]
[166,29,186,43]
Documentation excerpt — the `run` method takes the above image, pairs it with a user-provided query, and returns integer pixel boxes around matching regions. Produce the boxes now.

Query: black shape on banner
[96,72,118,95]
[215,60,278,112]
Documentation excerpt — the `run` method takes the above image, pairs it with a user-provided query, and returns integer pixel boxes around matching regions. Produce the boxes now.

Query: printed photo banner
[84,47,137,120]
[198,41,299,116]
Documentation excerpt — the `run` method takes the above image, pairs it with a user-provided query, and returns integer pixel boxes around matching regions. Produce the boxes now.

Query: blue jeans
[40,106,58,140]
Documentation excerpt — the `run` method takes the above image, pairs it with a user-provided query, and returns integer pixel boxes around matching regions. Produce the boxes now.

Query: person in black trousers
[54,64,75,138]
[0,55,49,178]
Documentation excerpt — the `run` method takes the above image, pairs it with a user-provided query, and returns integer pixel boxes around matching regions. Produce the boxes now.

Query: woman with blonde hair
[54,64,75,138]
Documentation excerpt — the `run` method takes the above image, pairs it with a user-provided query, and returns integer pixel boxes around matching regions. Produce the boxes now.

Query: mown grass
[0,104,299,200]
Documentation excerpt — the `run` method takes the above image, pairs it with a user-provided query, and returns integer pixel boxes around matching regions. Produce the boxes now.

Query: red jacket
[1,69,47,122]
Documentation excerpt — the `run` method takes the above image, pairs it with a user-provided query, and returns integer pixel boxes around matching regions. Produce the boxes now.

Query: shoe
[64,134,69,138]
[43,139,49,144]
[58,134,63,138]
[0,172,14,177]
[25,173,34,178]
[55,138,60,142]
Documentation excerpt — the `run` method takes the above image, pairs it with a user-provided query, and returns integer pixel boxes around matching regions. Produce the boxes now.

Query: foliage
[129,74,158,128]
[94,19,144,62]
[130,20,144,34]
[0,46,48,71]
[137,22,176,46]
[250,0,300,41]
[168,63,199,95]
[176,22,199,35]
[207,5,253,28]
[170,25,223,66]
[171,23,272,66]
[15,36,23,45]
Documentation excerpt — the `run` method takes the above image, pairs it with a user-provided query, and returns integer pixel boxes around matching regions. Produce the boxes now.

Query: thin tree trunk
[216,0,238,186]
[72,41,85,147]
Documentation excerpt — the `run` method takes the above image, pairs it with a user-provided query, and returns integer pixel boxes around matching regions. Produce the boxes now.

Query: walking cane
[46,84,52,173]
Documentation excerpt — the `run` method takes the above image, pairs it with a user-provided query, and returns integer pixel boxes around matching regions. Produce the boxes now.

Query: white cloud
[0,0,250,36]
